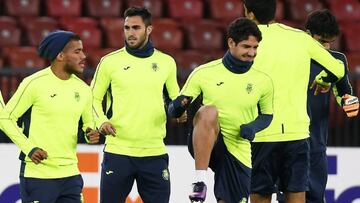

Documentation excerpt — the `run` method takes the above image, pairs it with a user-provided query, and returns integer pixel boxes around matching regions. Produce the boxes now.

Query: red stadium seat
[86,0,122,17]
[347,52,360,74]
[100,18,125,48]
[341,22,360,52]
[20,17,58,46]
[45,0,82,17]
[275,0,285,20]
[151,19,183,51]
[3,47,45,68]
[59,17,98,30]
[328,0,360,21]
[184,20,224,51]
[0,57,3,68]
[278,19,303,29]
[0,77,19,102]
[86,48,116,69]
[286,0,324,21]
[127,0,163,18]
[0,16,21,47]
[59,18,102,49]
[208,0,244,20]
[4,0,40,16]
[174,50,208,71]
[167,0,203,19]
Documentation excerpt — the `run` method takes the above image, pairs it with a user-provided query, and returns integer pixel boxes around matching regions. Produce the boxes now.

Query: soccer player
[303,9,357,203]
[169,18,274,203]
[243,0,346,202]
[91,7,184,203]
[0,30,99,202]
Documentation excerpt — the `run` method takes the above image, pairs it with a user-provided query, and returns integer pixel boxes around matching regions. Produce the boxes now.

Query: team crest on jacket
[162,168,169,181]
[239,198,247,203]
[246,83,253,94]
[74,92,80,102]
[152,63,158,71]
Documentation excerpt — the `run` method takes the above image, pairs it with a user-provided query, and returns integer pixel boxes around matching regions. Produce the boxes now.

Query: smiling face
[61,40,86,74]
[228,35,259,62]
[124,15,152,49]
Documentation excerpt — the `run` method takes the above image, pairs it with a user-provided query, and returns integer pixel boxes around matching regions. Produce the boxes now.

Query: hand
[99,122,116,136]
[342,94,359,117]
[29,148,48,164]
[86,128,100,144]
[172,111,188,124]
[310,80,330,96]
[181,97,191,107]
[240,124,255,142]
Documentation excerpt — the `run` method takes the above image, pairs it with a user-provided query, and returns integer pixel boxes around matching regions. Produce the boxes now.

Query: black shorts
[100,152,170,203]
[251,139,310,194]
[20,174,83,203]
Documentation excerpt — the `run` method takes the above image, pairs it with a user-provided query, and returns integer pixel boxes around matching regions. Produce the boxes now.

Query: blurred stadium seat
[45,0,82,17]
[127,0,164,18]
[347,52,360,74]
[0,16,21,47]
[341,22,360,52]
[208,0,244,20]
[100,18,124,48]
[286,0,324,21]
[59,17,102,48]
[327,0,360,22]
[275,0,285,20]
[19,17,58,46]
[167,0,203,19]
[184,20,224,50]
[174,50,208,71]
[86,0,122,17]
[86,48,116,69]
[0,58,3,68]
[1,76,19,102]
[59,17,98,30]
[3,47,45,68]
[278,19,303,29]
[151,19,183,51]
[4,0,40,16]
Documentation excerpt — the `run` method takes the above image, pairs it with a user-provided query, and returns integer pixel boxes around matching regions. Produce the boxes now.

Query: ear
[146,25,153,35]
[228,38,235,49]
[56,52,65,62]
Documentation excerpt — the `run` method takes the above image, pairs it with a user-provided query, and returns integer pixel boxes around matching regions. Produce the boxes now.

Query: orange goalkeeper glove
[342,94,359,117]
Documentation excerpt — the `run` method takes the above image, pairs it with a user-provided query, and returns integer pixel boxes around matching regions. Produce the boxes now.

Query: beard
[127,35,148,49]
[64,62,83,75]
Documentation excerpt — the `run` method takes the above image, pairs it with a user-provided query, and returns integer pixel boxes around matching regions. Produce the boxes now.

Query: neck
[222,50,253,74]
[125,40,154,58]
[51,64,71,80]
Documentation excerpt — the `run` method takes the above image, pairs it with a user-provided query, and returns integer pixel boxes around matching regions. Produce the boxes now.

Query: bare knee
[193,105,219,126]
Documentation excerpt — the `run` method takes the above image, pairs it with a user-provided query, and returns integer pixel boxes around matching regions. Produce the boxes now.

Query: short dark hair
[227,18,262,44]
[305,9,340,38]
[244,0,276,24]
[124,7,152,26]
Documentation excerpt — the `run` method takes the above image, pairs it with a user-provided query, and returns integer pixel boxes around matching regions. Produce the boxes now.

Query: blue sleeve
[332,52,353,97]
[168,95,193,118]
[240,114,273,141]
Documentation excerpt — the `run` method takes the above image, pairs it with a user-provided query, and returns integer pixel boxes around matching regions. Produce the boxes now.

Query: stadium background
[0,0,359,202]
